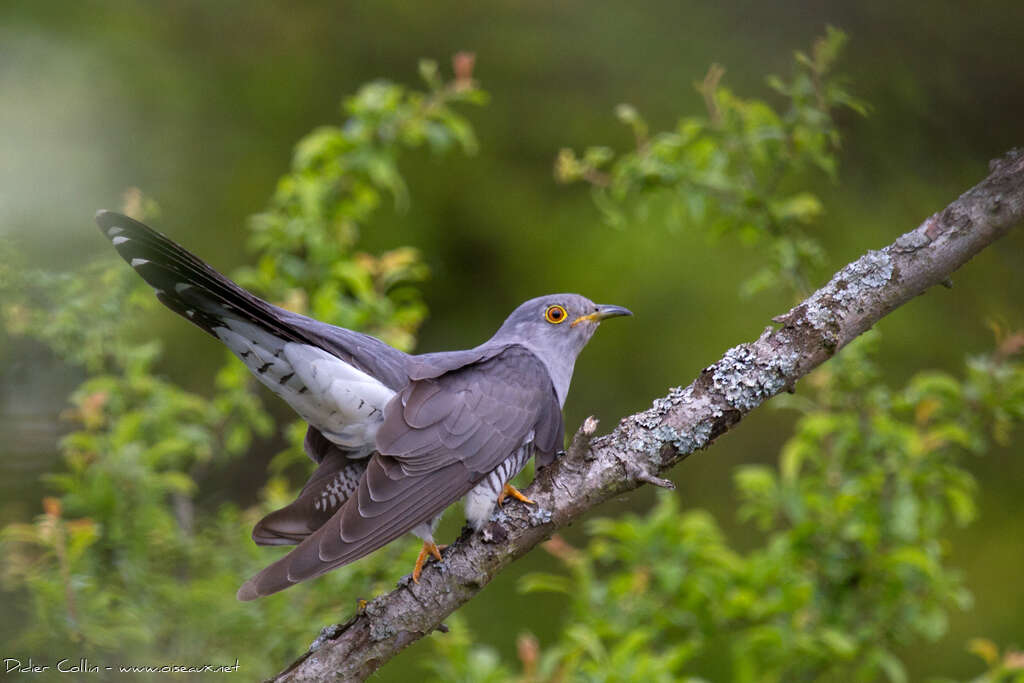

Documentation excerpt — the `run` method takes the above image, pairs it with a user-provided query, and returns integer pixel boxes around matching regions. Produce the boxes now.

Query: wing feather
[236,345,564,600]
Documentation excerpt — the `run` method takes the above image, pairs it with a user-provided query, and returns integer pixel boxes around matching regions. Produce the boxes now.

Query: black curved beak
[596,304,633,320]
[571,304,633,327]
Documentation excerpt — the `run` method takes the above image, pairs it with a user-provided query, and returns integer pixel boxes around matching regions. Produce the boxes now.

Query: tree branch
[270,149,1024,682]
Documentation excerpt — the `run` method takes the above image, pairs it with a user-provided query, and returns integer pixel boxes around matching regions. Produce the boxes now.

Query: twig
[566,415,599,461]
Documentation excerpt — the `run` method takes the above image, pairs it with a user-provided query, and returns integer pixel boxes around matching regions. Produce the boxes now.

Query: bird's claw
[497,483,535,507]
[411,541,448,583]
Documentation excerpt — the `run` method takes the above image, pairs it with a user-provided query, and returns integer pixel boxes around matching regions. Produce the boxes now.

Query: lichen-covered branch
[270,149,1024,682]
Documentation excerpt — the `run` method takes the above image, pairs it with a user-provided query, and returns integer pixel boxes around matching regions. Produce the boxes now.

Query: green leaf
[820,628,857,658]
[518,573,573,595]
[770,193,824,224]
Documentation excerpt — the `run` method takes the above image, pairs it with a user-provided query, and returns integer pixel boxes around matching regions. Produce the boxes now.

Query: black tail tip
[95,209,121,232]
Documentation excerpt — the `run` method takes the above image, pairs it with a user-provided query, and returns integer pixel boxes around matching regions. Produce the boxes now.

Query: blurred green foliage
[556,27,867,297]
[0,29,1022,683]
[240,53,484,348]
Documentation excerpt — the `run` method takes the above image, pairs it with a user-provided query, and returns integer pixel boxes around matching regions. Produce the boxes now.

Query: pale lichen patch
[527,506,553,526]
[893,228,932,252]
[712,344,799,413]
[832,250,894,306]
[365,601,395,641]
[803,297,838,334]
[308,624,344,652]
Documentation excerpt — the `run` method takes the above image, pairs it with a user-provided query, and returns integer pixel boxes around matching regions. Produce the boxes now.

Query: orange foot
[412,541,448,583]
[497,483,535,507]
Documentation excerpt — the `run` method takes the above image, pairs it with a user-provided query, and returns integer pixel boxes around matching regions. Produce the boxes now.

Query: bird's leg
[412,541,447,583]
[497,483,534,507]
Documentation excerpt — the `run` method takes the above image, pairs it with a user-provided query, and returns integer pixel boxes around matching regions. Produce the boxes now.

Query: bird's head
[493,293,632,363]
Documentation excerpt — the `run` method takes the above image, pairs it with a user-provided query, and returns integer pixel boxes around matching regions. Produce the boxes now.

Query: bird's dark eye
[544,305,567,324]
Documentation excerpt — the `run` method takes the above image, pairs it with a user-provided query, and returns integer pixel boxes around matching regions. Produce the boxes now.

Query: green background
[1,0,1022,679]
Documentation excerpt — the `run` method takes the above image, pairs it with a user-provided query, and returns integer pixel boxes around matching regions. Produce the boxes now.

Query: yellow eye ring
[544,305,568,324]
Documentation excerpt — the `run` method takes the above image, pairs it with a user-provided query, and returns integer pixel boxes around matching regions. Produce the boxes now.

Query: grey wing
[96,211,409,449]
[236,345,564,600]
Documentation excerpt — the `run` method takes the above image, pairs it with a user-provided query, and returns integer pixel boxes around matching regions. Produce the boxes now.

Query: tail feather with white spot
[95,210,397,450]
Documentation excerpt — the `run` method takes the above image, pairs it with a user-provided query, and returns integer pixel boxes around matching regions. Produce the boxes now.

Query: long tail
[95,210,411,391]
[96,210,400,453]
[95,210,310,344]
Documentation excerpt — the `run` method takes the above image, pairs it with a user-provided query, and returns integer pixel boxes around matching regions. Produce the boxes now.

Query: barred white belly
[464,439,534,530]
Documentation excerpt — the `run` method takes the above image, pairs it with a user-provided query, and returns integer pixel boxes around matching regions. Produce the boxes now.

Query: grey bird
[95,210,631,600]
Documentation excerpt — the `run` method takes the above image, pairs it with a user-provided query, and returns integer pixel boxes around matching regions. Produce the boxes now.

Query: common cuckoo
[96,210,631,600]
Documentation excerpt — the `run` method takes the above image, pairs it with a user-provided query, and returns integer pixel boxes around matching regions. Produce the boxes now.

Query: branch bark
[270,149,1024,682]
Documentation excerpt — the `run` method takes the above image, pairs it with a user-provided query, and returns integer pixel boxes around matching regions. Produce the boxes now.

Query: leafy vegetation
[1,34,1021,683]
[556,27,867,297]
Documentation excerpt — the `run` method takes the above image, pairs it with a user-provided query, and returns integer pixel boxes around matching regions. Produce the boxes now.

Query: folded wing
[236,345,564,599]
